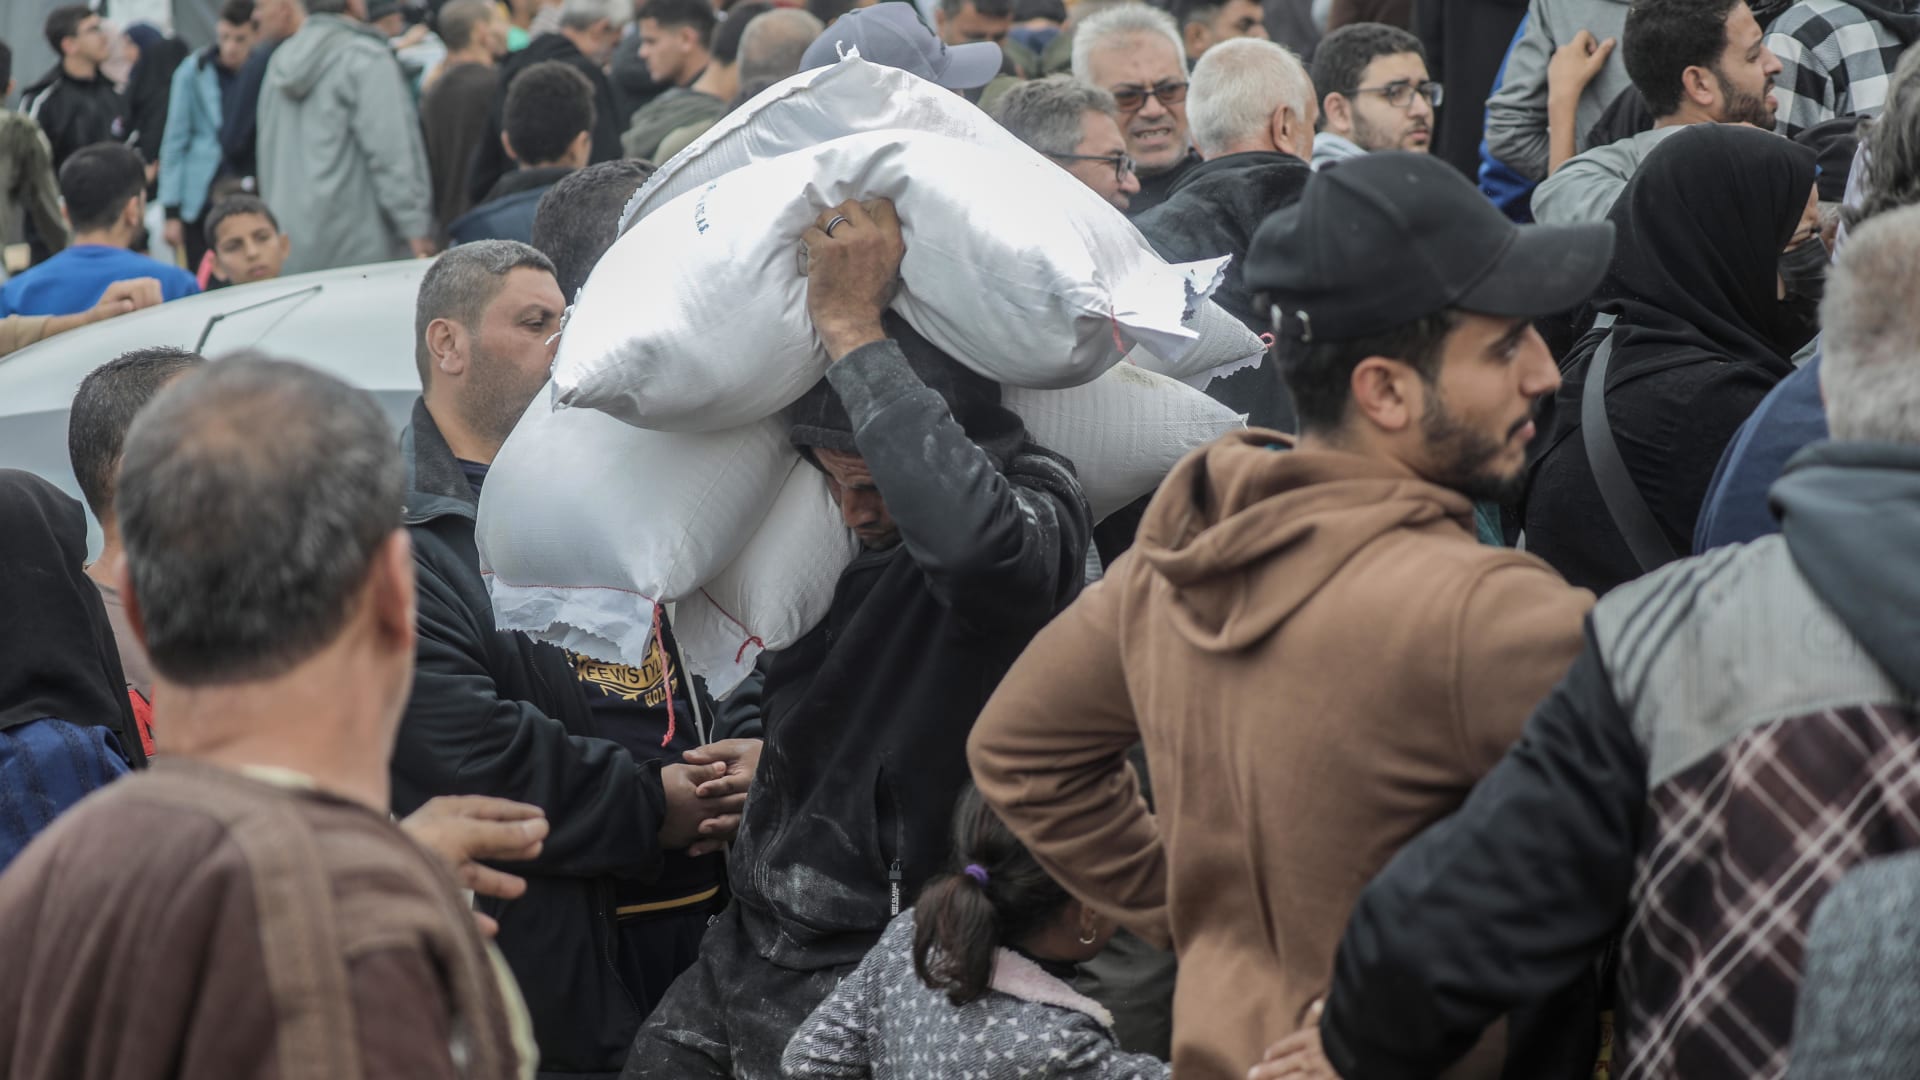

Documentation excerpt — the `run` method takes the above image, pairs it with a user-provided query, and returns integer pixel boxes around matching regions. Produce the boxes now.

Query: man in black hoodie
[624,199,1092,1080]
[1256,203,1920,1080]
[20,7,128,173]
[1136,36,1314,431]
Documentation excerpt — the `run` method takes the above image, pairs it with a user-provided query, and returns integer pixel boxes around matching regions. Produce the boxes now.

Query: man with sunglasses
[1308,22,1441,170]
[1071,4,1201,215]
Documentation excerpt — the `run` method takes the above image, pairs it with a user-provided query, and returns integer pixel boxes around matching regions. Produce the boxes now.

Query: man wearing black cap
[967,151,1612,1078]
[624,198,1091,1080]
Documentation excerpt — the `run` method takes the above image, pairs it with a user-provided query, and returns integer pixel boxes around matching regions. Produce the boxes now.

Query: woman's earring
[1078,921,1099,946]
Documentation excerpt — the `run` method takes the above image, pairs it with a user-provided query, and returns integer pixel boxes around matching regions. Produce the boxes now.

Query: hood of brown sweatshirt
[1131,430,1478,653]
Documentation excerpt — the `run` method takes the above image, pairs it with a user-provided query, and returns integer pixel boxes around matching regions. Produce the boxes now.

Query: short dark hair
[505,60,596,165]
[642,0,720,45]
[712,2,770,64]
[911,786,1075,1006]
[531,159,656,301]
[68,348,207,525]
[58,143,147,233]
[414,240,558,383]
[44,5,92,56]
[1280,308,1460,433]
[1623,0,1742,117]
[117,357,404,686]
[1310,21,1423,99]
[939,0,1014,17]
[437,0,495,51]
[220,0,256,26]
[204,193,281,249]
[1170,0,1226,30]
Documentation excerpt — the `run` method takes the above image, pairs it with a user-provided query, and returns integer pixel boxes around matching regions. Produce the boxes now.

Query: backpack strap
[1581,314,1679,572]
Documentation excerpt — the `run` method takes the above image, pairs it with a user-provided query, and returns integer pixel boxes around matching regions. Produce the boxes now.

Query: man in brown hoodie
[968,151,1615,1079]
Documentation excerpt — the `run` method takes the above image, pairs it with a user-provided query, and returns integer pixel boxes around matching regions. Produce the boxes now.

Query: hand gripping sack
[476,386,791,665]
[553,128,1215,432]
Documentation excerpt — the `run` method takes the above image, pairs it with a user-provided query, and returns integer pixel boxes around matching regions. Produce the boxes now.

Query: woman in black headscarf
[0,469,147,871]
[1522,123,1821,595]
[122,23,192,169]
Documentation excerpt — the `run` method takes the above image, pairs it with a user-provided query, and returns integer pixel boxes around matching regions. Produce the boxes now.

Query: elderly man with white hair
[1133,36,1315,430]
[1072,3,1199,214]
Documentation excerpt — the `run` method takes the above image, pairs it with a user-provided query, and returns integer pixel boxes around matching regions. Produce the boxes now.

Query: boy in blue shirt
[0,143,198,317]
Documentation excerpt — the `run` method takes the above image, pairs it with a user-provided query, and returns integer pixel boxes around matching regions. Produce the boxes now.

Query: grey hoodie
[1773,440,1920,699]
[1484,0,1632,183]
[258,14,433,274]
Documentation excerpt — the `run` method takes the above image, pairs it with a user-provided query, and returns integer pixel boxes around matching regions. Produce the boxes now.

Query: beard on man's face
[1419,388,1531,505]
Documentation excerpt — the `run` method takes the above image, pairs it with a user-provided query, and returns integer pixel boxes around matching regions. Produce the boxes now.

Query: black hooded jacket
[0,469,145,765]
[1523,126,1818,595]
[728,324,1092,972]
[19,67,130,170]
[1133,150,1311,432]
[394,400,680,1077]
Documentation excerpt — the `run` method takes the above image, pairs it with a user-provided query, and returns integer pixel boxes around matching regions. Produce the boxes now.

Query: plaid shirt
[1765,0,1914,138]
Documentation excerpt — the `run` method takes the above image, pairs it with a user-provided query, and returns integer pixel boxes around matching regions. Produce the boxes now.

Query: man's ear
[428,317,469,377]
[1271,103,1311,157]
[1183,21,1209,58]
[501,129,521,164]
[567,128,592,166]
[1320,92,1351,135]
[116,555,151,654]
[1347,355,1419,435]
[368,529,416,652]
[1681,64,1717,111]
[123,195,144,233]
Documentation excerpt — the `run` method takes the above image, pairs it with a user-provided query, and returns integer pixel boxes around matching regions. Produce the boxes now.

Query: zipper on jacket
[598,879,641,1022]
[889,861,903,917]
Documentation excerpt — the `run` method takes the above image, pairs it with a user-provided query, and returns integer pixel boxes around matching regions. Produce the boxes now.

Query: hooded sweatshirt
[258,14,433,274]
[968,433,1593,1079]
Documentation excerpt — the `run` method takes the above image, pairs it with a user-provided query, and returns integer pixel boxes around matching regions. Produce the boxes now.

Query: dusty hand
[163,219,185,251]
[802,198,905,361]
[401,796,549,935]
[683,738,762,856]
[1547,31,1616,104]
[659,761,729,851]
[1248,1000,1340,1080]
[89,277,163,323]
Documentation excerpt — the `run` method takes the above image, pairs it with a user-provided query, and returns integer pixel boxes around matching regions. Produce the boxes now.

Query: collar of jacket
[402,396,478,526]
[1168,149,1308,198]
[988,947,1117,1032]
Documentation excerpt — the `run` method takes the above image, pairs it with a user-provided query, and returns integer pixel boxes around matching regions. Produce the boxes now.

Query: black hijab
[0,470,146,766]
[1591,124,1818,380]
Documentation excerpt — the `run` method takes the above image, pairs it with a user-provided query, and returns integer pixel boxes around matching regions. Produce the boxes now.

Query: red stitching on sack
[696,587,765,663]
[653,601,676,748]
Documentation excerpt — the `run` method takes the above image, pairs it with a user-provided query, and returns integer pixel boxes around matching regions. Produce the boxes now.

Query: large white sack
[556,129,1215,432]
[620,56,1264,396]
[477,387,792,664]
[673,462,860,695]
[1011,364,1246,520]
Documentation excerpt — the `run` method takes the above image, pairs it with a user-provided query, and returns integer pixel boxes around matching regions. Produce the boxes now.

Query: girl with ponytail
[782,785,1171,1078]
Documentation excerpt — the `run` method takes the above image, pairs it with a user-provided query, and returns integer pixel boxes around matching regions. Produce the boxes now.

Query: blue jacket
[1694,352,1829,553]
[0,245,198,317]
[158,49,227,224]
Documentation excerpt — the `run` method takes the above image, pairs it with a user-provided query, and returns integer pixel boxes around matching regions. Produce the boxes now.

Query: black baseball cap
[1245,152,1615,343]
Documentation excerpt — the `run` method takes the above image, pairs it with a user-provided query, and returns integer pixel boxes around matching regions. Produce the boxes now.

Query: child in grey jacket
[781,787,1171,1079]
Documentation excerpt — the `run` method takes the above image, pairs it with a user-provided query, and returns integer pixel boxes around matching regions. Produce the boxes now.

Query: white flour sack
[552,128,1215,432]
[476,388,792,667]
[1009,365,1246,520]
[672,463,860,696]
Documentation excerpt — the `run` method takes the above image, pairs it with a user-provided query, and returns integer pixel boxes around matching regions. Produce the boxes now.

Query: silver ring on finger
[823,214,851,238]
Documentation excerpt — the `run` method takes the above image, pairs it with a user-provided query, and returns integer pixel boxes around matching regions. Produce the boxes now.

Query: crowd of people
[5,0,1920,1076]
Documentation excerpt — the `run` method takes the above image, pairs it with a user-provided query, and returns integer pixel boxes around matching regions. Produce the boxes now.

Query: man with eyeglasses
[18,7,130,175]
[1308,22,1440,170]
[992,76,1142,211]
[1071,4,1201,216]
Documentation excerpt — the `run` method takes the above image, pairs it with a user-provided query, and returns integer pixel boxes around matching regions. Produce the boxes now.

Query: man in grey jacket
[1484,0,1631,182]
[1533,0,1782,224]
[258,0,434,274]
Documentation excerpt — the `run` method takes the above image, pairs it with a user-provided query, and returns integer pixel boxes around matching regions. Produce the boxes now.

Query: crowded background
[2,0,1919,1076]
